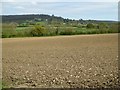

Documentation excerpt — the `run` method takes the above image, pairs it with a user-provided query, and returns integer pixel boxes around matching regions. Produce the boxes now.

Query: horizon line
[1,14,118,22]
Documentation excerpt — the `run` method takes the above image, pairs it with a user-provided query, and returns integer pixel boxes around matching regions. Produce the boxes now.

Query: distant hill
[2,14,63,23]
[1,14,117,24]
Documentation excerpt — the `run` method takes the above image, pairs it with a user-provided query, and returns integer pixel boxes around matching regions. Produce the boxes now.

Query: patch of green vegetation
[16,27,30,31]
[2,15,119,38]
[2,23,17,38]
[0,81,9,89]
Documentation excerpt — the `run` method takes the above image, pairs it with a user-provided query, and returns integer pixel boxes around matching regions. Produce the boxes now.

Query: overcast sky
[1,0,119,21]
[1,0,119,2]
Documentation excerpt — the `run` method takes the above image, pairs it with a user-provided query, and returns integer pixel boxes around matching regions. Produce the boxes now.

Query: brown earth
[2,34,119,88]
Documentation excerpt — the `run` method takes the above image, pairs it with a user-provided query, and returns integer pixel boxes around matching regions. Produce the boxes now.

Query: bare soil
[2,34,119,88]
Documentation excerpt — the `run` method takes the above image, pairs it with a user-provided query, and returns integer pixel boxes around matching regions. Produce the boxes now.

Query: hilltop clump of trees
[1,14,119,38]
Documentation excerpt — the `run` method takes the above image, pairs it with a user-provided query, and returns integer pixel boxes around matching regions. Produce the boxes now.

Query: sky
[1,0,119,21]
[1,0,119,2]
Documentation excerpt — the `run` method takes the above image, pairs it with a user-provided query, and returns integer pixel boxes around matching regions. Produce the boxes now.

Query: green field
[1,14,119,38]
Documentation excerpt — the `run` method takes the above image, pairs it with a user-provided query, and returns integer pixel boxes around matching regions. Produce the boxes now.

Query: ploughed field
[2,34,119,88]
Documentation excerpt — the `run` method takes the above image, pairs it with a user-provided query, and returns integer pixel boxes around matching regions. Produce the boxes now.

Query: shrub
[30,25,47,36]
[60,28,75,35]
[2,23,17,38]
[86,23,95,29]
[108,23,118,33]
